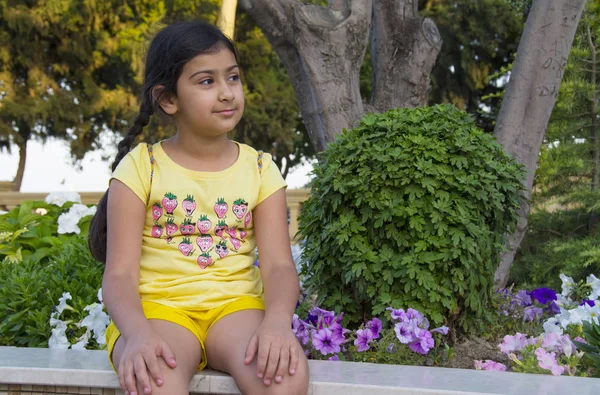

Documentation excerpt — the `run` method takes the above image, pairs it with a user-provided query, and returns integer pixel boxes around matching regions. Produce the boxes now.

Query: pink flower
[535,348,565,376]
[499,333,527,354]
[541,332,560,351]
[474,360,507,372]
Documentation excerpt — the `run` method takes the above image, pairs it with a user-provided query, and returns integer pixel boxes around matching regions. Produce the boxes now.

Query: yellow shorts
[105,296,265,372]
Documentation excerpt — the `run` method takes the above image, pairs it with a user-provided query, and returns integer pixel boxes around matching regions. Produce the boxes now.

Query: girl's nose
[218,82,235,101]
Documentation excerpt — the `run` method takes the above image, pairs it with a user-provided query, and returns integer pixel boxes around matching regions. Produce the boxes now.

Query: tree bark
[239,0,372,152]
[12,138,27,192]
[493,0,587,288]
[370,0,442,111]
[218,0,238,39]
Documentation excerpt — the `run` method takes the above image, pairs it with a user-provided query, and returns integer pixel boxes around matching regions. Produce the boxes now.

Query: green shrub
[0,200,92,264]
[298,105,525,333]
[0,236,103,347]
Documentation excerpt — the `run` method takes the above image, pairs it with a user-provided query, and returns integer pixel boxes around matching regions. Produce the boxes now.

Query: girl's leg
[205,309,309,395]
[112,319,202,395]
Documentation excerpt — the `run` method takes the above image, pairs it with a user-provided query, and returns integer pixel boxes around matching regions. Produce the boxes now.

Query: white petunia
[559,273,575,298]
[543,317,563,335]
[48,327,70,349]
[71,330,91,350]
[55,292,73,314]
[81,303,110,344]
[45,192,82,207]
[97,288,103,303]
[57,204,97,234]
[586,274,600,300]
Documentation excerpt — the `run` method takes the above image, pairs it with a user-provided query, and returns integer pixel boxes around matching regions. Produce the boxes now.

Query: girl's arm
[103,180,176,394]
[245,187,302,383]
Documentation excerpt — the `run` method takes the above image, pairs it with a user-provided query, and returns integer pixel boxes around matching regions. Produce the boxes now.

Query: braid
[88,97,153,264]
[112,100,153,172]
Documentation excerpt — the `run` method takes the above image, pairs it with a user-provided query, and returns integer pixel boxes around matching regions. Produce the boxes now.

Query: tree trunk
[12,139,28,192]
[218,0,238,39]
[493,0,587,288]
[370,0,441,111]
[239,0,372,152]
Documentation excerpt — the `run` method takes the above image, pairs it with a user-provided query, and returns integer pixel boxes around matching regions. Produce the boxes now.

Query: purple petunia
[581,300,596,307]
[292,314,310,345]
[431,325,449,335]
[499,333,527,354]
[514,289,532,307]
[408,328,434,355]
[523,306,544,322]
[474,360,507,372]
[366,318,382,339]
[394,321,416,344]
[387,307,408,322]
[354,328,374,352]
[530,287,557,305]
[312,328,341,356]
[329,322,347,345]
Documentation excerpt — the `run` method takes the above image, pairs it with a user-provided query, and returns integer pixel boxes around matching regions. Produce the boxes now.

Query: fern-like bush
[298,105,525,333]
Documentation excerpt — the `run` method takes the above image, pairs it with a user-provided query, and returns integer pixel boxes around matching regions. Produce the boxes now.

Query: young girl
[88,21,309,395]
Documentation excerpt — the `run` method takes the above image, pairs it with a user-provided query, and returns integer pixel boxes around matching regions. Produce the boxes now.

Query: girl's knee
[234,358,309,395]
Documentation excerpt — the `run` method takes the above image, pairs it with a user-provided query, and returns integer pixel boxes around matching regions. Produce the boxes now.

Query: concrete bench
[0,346,598,394]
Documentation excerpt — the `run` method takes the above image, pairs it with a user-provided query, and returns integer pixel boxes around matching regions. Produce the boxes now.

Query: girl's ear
[153,85,178,115]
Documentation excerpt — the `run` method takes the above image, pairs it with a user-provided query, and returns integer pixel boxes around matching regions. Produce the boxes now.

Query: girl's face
[165,47,244,138]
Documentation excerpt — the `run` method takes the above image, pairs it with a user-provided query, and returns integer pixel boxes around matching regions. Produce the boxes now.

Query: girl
[88,21,309,395]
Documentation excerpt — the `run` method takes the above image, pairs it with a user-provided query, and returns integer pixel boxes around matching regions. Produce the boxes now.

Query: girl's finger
[274,345,290,383]
[256,340,271,379]
[133,357,152,395]
[244,334,259,365]
[289,344,299,375]
[263,342,281,385]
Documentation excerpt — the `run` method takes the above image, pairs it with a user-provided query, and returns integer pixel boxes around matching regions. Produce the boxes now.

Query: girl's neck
[163,133,238,172]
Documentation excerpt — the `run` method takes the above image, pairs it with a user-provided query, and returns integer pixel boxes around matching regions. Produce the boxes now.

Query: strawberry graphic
[230,237,242,251]
[244,211,252,228]
[215,241,229,259]
[232,198,248,219]
[239,230,247,239]
[225,226,237,239]
[196,234,213,252]
[165,218,178,237]
[180,218,195,235]
[182,195,196,216]
[214,198,228,219]
[197,253,213,269]
[197,214,212,234]
[151,225,163,238]
[162,192,178,215]
[152,203,163,222]
[178,237,194,256]
[215,220,227,238]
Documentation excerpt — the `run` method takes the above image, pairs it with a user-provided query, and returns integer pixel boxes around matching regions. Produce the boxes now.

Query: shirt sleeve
[257,152,288,205]
[109,143,152,205]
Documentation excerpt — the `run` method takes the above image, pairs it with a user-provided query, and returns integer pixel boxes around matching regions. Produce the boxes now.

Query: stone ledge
[0,347,598,394]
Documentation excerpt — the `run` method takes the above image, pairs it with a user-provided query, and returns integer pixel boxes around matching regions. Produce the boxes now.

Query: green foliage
[0,236,103,347]
[574,321,600,375]
[298,104,525,333]
[510,207,600,290]
[0,200,92,264]
[420,0,525,133]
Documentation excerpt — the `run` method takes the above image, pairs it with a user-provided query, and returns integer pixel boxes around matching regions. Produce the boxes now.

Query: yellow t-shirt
[110,141,287,310]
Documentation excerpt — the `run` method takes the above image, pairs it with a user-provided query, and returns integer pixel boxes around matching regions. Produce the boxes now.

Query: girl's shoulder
[236,142,273,167]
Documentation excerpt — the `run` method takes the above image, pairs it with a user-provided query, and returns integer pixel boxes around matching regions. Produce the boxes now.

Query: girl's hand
[244,316,300,386]
[118,328,177,395]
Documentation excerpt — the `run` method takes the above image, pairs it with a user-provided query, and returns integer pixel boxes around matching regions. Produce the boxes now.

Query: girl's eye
[229,74,240,82]
[199,79,213,85]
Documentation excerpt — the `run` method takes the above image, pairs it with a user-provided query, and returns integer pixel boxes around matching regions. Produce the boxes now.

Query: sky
[0,139,315,192]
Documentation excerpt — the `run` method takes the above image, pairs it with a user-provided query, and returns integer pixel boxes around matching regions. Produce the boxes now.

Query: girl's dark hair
[88,21,237,263]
